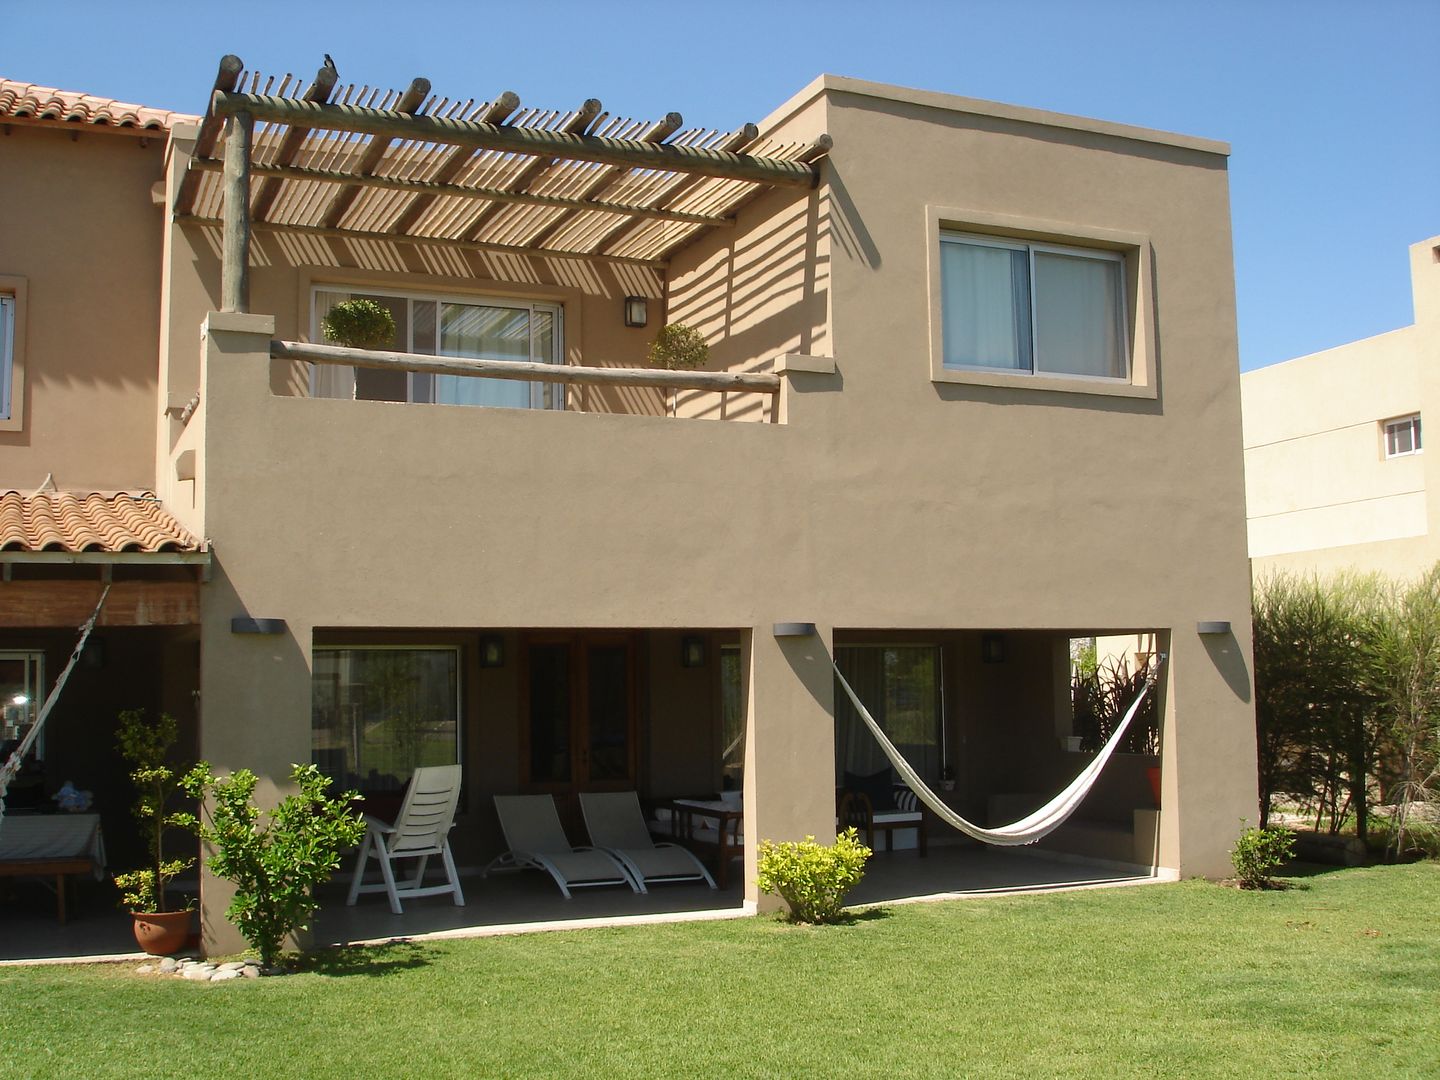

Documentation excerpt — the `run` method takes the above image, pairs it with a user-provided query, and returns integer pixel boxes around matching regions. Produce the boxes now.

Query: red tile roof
[0,491,204,554]
[0,79,198,131]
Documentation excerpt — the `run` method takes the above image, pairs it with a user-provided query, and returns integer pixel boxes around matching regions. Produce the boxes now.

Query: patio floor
[0,843,1162,963]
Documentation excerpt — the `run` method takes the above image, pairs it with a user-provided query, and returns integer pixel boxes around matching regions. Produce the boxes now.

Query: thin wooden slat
[272,340,781,394]
[0,581,200,628]
[250,60,340,223]
[177,214,667,269]
[593,124,758,254]
[457,98,601,241]
[320,76,429,228]
[186,158,735,227]
[212,94,820,189]
[172,54,244,217]
[385,92,521,235]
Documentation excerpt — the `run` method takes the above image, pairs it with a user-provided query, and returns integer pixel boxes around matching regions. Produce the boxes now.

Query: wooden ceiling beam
[188,157,734,226]
[319,76,430,229]
[172,54,244,217]
[211,93,821,187]
[250,59,339,223]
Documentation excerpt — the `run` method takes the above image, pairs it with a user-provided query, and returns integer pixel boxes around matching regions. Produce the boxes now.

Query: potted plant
[647,322,708,417]
[113,710,195,955]
[321,298,396,350]
[179,762,364,970]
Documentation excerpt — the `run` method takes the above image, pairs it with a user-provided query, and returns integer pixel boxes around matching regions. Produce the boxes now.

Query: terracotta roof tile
[0,79,198,131]
[0,491,204,554]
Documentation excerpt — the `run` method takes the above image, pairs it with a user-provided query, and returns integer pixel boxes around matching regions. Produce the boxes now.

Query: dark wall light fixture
[1196,621,1231,635]
[623,296,648,328]
[231,617,286,635]
[680,635,706,668]
[773,622,817,638]
[479,634,506,668]
[981,633,1006,664]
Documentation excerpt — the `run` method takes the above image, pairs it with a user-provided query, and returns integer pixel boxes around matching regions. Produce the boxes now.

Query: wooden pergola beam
[211,93,824,188]
[250,60,339,223]
[272,339,781,395]
[457,98,603,241]
[320,76,430,229]
[172,54,244,217]
[220,109,252,312]
[521,112,683,250]
[178,215,668,269]
[593,124,758,255]
[188,158,735,226]
[386,92,521,236]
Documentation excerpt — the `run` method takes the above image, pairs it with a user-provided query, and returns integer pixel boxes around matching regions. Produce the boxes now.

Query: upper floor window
[0,295,14,421]
[1384,414,1422,459]
[311,286,563,409]
[940,233,1128,381]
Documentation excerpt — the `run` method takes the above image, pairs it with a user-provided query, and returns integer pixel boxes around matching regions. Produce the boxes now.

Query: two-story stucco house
[0,58,1256,955]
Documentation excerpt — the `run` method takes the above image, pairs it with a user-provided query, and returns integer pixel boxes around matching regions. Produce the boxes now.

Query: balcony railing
[270,340,782,423]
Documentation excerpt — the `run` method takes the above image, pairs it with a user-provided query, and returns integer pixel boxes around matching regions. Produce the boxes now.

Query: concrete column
[742,623,836,911]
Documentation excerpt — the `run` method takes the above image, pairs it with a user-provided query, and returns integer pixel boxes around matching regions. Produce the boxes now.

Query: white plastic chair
[581,791,716,893]
[346,764,465,914]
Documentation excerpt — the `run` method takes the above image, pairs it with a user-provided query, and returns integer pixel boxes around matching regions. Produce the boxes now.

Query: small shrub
[647,323,708,370]
[178,763,364,968]
[756,828,871,923]
[321,298,396,350]
[1231,822,1296,888]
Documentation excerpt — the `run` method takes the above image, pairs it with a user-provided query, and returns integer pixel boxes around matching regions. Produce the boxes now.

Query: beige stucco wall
[1244,236,1440,580]
[132,78,1256,948]
[0,125,166,490]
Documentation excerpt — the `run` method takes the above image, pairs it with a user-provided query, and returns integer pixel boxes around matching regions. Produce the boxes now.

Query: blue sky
[4,0,1434,371]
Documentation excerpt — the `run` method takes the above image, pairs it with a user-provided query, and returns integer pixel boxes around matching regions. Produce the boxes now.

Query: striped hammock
[834,653,1164,846]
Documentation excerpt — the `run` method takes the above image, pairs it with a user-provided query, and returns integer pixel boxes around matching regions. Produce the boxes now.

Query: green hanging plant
[647,323,709,371]
[321,299,396,350]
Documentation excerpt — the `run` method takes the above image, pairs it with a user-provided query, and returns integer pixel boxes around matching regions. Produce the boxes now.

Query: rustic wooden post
[220,110,253,313]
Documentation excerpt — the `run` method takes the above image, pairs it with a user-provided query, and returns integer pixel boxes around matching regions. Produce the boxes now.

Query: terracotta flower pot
[131,910,193,956]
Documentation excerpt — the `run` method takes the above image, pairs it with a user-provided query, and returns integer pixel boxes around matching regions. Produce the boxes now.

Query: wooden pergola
[172,56,833,313]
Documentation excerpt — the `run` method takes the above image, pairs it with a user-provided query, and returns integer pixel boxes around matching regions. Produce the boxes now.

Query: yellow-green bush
[756,827,871,923]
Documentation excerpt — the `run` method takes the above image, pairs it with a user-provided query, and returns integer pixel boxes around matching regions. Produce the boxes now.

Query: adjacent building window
[311,287,563,409]
[1383,414,1422,459]
[0,295,14,421]
[939,233,1128,381]
[311,646,461,795]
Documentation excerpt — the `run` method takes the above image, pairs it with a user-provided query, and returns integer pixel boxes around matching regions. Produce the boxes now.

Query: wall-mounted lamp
[773,622,817,638]
[479,634,506,668]
[680,635,706,668]
[623,296,648,328]
[231,617,286,635]
[1196,621,1231,636]
[981,633,1006,664]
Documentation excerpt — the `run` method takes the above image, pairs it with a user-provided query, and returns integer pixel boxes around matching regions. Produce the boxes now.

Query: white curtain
[835,646,941,784]
[311,290,356,400]
[436,302,534,409]
[941,241,1031,370]
[1033,252,1124,378]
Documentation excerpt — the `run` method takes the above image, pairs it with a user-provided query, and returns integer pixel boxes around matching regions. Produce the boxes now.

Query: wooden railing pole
[220,110,253,313]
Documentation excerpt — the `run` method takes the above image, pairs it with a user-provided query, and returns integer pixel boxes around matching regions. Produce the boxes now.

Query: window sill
[932,366,1157,400]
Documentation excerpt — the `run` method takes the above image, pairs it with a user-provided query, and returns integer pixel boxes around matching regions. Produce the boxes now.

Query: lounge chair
[484,794,637,899]
[346,764,465,914]
[580,791,716,893]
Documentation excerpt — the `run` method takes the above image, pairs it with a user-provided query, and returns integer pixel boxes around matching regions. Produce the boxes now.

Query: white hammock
[833,653,1164,847]
[0,584,110,830]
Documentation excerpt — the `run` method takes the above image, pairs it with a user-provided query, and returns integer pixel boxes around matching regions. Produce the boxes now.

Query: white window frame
[308,285,564,409]
[926,207,1157,400]
[0,650,46,760]
[0,296,13,421]
[1383,414,1422,459]
[0,275,26,430]
[939,232,1130,383]
[311,643,463,793]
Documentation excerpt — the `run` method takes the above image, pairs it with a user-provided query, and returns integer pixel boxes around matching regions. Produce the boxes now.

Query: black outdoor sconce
[680,635,706,668]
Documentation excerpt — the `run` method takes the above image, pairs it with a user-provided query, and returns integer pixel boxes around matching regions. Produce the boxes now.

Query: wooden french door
[521,632,639,794]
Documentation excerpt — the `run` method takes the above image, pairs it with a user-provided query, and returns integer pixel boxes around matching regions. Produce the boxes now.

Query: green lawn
[2,863,1436,1078]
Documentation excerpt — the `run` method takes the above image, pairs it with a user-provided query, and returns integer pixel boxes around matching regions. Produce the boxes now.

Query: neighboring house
[0,60,1256,955]
[1242,236,1440,579]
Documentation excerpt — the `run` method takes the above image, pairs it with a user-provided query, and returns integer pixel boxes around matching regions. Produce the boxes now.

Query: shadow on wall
[1201,629,1251,704]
